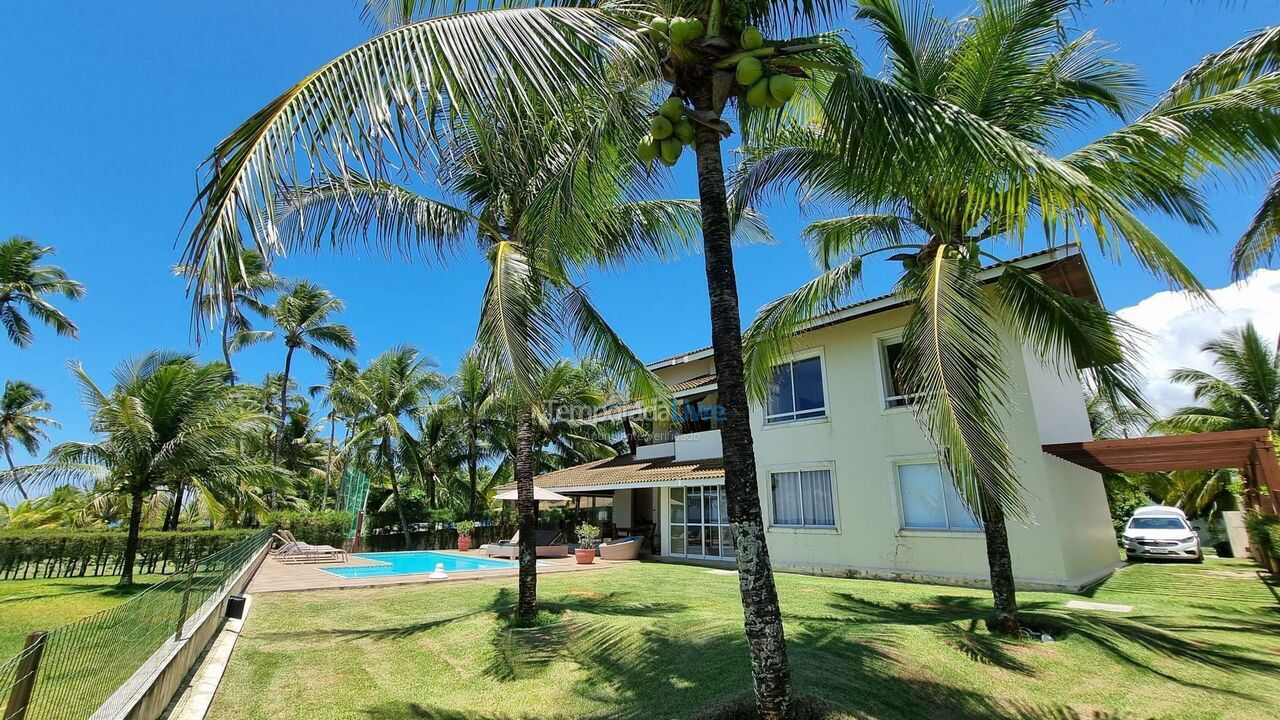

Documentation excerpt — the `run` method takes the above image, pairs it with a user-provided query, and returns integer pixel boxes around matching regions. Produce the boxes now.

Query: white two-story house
[532,245,1119,591]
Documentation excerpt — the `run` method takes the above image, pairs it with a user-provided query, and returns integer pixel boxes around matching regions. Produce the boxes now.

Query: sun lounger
[271,531,347,564]
[598,536,642,561]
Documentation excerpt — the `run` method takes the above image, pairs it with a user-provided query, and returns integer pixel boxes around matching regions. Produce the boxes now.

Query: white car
[1122,506,1202,562]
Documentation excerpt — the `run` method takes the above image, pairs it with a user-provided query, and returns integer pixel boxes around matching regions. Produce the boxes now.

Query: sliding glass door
[668,485,734,560]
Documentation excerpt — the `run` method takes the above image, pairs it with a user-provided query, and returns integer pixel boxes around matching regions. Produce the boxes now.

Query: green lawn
[209,558,1280,720]
[0,575,163,658]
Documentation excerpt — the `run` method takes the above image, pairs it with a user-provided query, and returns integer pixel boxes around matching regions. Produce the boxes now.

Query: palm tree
[727,0,1280,636]
[345,346,445,546]
[444,354,502,516]
[177,247,284,383]
[242,282,357,461]
[40,353,280,584]
[0,380,58,500]
[0,236,84,347]
[403,405,465,511]
[310,358,362,510]
[1155,323,1279,437]
[168,0,1089,711]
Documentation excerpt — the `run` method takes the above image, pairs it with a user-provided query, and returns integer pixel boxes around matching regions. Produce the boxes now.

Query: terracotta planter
[575,547,596,565]
[457,535,472,552]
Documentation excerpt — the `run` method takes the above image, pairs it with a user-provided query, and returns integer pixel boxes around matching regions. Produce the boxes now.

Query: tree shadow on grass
[790,591,1271,701]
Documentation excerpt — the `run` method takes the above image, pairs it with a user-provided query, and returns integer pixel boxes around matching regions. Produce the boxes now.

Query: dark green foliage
[264,510,352,547]
[0,528,258,580]
[1103,474,1152,540]
[1244,512,1280,562]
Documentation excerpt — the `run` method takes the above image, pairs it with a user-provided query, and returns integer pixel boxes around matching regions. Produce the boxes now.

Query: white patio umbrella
[493,486,571,502]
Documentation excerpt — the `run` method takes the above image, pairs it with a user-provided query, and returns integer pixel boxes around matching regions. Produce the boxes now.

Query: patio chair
[598,536,643,561]
[272,531,347,564]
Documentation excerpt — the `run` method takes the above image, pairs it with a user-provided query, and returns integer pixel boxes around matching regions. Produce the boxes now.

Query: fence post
[175,562,196,641]
[3,631,48,720]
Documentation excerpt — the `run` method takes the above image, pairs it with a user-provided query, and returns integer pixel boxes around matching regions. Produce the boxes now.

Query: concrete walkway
[248,550,615,593]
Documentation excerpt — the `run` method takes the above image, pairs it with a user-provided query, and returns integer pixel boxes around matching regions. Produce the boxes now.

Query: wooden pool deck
[246,549,616,593]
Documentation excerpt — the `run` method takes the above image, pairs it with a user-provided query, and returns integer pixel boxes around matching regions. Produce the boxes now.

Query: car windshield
[1129,517,1187,530]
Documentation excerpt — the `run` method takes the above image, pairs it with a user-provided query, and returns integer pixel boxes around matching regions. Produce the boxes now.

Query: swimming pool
[322,551,519,579]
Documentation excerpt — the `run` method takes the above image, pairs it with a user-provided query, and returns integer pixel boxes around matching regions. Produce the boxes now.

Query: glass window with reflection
[766,356,826,424]
[895,462,981,531]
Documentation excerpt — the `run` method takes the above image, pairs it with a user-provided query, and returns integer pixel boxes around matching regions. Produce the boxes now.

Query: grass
[0,575,163,658]
[208,558,1280,720]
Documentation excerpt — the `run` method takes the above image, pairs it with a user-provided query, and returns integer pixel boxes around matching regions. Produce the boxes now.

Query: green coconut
[741,26,763,50]
[659,96,685,121]
[668,16,690,44]
[769,74,796,103]
[746,78,772,108]
[660,137,683,164]
[686,18,705,40]
[766,94,786,108]
[637,136,658,162]
[649,115,674,140]
[673,119,695,144]
[735,56,763,86]
[648,17,669,42]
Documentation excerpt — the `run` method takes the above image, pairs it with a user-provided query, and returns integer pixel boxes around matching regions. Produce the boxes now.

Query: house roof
[588,373,718,421]
[644,244,1098,372]
[499,455,725,492]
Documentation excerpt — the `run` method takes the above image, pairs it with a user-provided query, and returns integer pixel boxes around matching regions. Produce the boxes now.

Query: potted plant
[575,523,601,564]
[455,521,478,552]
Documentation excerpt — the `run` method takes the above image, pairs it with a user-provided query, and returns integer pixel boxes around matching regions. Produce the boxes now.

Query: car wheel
[1193,553,1204,564]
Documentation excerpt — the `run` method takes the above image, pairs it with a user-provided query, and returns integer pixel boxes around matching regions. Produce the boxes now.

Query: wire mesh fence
[0,527,272,720]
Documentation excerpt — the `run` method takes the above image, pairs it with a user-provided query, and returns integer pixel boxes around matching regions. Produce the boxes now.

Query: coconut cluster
[648,16,705,47]
[638,96,695,166]
[735,27,795,108]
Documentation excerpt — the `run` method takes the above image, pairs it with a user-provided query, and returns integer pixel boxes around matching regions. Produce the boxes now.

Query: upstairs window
[766,355,826,424]
[879,338,917,409]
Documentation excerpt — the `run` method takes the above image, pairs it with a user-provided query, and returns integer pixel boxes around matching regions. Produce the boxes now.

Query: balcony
[634,428,722,462]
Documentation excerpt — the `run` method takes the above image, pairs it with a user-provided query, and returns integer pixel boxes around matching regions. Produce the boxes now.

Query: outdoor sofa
[598,536,643,561]
[480,530,569,559]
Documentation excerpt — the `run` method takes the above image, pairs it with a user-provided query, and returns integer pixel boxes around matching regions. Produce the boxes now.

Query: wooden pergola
[1043,428,1280,514]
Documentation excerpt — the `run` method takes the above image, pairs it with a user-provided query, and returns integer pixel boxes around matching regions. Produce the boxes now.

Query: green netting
[337,467,371,539]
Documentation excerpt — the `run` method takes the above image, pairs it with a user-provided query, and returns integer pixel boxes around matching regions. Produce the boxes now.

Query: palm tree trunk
[164,480,186,531]
[3,443,28,500]
[322,414,336,511]
[515,407,537,624]
[274,346,295,462]
[468,432,479,516]
[690,78,791,720]
[385,433,412,548]
[979,486,1021,635]
[120,486,145,586]
[429,471,439,509]
[222,313,236,385]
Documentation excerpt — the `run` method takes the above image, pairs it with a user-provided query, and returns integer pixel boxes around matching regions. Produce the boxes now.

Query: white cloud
[1116,268,1280,416]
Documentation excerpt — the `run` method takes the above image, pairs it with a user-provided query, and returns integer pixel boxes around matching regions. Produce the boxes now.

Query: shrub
[1244,511,1280,561]
[265,510,351,547]
[0,528,259,580]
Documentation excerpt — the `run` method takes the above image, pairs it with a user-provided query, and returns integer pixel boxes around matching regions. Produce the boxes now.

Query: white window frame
[873,331,919,412]
[766,461,839,531]
[888,456,983,534]
[763,348,830,426]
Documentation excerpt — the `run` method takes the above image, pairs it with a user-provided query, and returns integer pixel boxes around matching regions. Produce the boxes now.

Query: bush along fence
[0,529,260,581]
[262,510,351,548]
[0,527,273,720]
[361,523,515,552]
[1244,511,1280,573]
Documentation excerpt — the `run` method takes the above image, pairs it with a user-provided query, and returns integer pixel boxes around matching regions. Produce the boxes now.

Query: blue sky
[0,2,1276,503]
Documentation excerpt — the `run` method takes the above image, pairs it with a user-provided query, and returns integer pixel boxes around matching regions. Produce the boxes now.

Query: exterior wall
[652,355,715,385]
[613,488,633,528]
[737,306,1117,591]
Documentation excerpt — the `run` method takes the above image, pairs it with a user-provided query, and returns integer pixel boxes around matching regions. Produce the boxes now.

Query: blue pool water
[322,551,519,579]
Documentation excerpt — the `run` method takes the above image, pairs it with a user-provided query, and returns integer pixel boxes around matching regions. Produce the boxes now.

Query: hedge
[362,523,515,552]
[0,528,260,580]
[264,510,351,547]
[1244,512,1280,572]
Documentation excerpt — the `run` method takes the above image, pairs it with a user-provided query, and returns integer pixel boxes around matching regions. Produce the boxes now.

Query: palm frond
[899,253,1027,521]
[1233,171,1280,278]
